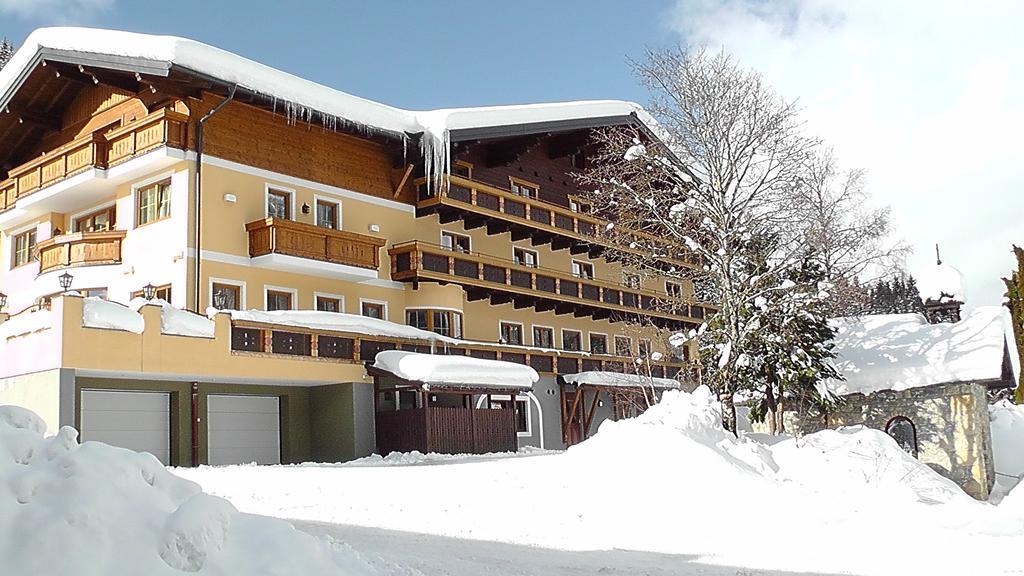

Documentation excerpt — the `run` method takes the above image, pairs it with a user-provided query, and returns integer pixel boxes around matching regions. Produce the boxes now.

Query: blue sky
[2,1,679,110]
[3,1,1022,308]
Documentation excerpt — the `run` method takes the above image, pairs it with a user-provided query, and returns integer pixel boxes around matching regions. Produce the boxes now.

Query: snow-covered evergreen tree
[0,38,15,71]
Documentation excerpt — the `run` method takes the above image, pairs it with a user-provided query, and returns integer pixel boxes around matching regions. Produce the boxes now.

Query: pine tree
[904,275,925,313]
[0,38,14,71]
[1003,245,1024,402]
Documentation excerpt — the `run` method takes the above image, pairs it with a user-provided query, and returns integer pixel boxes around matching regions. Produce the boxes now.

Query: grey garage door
[207,394,281,465]
[80,389,171,465]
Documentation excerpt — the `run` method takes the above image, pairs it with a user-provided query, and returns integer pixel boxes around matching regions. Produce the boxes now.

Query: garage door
[207,395,281,465]
[80,390,171,465]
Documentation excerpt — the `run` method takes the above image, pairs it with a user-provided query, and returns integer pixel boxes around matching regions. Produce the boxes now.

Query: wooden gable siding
[192,94,416,205]
[458,142,580,209]
[35,86,151,156]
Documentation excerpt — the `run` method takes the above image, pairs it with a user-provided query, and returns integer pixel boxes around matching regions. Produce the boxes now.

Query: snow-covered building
[0,28,703,465]
[789,306,1017,499]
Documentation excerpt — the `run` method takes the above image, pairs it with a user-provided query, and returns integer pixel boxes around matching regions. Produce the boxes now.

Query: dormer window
[510,177,538,198]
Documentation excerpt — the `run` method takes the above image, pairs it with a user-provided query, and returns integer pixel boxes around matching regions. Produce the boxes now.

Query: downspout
[192,85,237,312]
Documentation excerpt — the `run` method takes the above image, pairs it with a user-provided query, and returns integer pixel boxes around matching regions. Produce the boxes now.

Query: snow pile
[0,307,53,340]
[990,400,1024,480]
[177,386,1022,575]
[373,350,537,389]
[0,405,390,575]
[562,370,680,389]
[131,299,215,338]
[224,308,458,343]
[824,306,1010,396]
[82,296,145,333]
[918,261,967,303]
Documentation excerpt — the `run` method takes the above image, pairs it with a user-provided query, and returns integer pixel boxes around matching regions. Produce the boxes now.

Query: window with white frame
[266,289,294,311]
[533,325,554,348]
[562,329,582,352]
[499,321,524,346]
[212,282,242,310]
[513,246,539,268]
[11,228,37,268]
[315,294,343,313]
[267,188,292,220]
[315,198,340,229]
[572,260,594,280]
[589,333,608,355]
[614,335,632,357]
[361,300,387,320]
[136,180,171,226]
[441,231,471,253]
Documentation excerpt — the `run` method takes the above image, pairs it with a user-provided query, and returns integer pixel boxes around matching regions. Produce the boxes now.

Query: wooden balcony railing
[35,230,127,274]
[229,318,696,381]
[246,218,388,270]
[417,175,700,269]
[389,240,711,326]
[0,108,189,214]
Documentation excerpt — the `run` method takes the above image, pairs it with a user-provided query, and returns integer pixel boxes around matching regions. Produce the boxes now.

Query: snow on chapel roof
[917,261,966,303]
[0,27,664,183]
[372,350,538,390]
[821,306,1010,397]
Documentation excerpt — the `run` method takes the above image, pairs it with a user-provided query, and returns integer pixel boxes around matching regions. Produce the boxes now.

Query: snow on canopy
[1,27,663,192]
[917,261,967,303]
[222,309,459,344]
[821,306,1010,397]
[562,370,680,389]
[373,350,538,390]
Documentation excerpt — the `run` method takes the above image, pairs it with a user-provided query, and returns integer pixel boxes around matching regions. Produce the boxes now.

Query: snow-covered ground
[175,387,1024,576]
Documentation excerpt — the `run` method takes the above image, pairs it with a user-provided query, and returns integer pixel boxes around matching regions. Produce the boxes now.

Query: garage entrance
[206,394,281,465]
[80,389,171,464]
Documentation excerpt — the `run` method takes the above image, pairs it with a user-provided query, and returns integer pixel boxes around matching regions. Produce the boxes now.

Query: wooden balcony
[246,218,388,270]
[35,230,127,274]
[416,175,699,270]
[1,108,188,214]
[389,241,710,330]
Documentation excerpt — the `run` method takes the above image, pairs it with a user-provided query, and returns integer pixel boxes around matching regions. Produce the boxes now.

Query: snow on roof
[821,306,1010,397]
[373,350,538,390]
[917,261,966,303]
[82,296,144,334]
[1,27,664,189]
[223,309,459,344]
[562,371,681,390]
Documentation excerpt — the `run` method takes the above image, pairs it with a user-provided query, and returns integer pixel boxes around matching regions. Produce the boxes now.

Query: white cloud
[0,0,114,21]
[668,0,1024,307]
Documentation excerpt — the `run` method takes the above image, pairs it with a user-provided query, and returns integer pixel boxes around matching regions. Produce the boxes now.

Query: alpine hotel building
[0,29,709,466]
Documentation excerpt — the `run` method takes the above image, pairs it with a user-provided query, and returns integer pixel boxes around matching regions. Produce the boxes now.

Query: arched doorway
[885,416,918,458]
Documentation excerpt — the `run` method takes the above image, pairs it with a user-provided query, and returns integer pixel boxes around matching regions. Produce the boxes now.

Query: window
[136,180,171,226]
[441,231,471,253]
[885,416,918,458]
[74,205,116,233]
[132,284,172,302]
[533,326,554,348]
[513,247,539,268]
[407,308,463,338]
[666,281,684,298]
[267,188,291,220]
[451,161,473,179]
[12,229,37,268]
[569,196,592,213]
[315,199,340,229]
[623,273,641,289]
[572,260,594,280]
[266,289,293,311]
[615,336,632,356]
[406,309,428,330]
[315,295,342,313]
[510,178,538,198]
[361,300,386,319]
[639,339,652,358]
[589,333,608,355]
[212,283,241,310]
[562,329,582,352]
[499,321,524,346]
[81,288,107,299]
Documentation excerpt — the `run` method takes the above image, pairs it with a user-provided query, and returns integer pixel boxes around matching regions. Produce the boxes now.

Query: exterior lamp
[142,283,157,301]
[0,291,7,311]
[58,272,74,292]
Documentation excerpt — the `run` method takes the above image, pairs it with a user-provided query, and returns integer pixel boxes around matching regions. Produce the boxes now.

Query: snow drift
[177,386,1022,575]
[0,406,386,575]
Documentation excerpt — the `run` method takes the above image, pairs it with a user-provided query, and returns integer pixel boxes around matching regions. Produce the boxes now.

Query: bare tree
[577,48,827,434]
[796,149,909,316]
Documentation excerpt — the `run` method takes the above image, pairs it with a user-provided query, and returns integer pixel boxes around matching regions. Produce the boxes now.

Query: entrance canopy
[370,350,537,393]
[561,371,680,390]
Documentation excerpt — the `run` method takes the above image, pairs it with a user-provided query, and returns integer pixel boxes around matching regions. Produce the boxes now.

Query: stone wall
[790,382,995,500]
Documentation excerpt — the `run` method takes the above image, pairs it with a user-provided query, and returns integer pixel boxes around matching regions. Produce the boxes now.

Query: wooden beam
[464,216,486,230]
[530,233,554,247]
[486,221,510,236]
[510,228,532,242]
[392,164,415,198]
[583,388,602,438]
